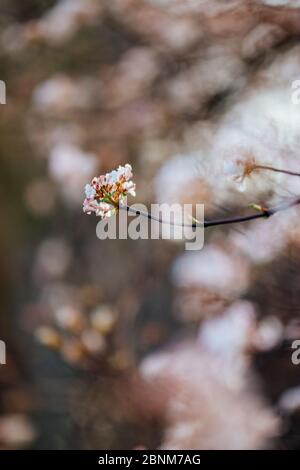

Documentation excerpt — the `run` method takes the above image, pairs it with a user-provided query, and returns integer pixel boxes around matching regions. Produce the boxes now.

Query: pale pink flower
[83,198,101,215]
[83,164,136,219]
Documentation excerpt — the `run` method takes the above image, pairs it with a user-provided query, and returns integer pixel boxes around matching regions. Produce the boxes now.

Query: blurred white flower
[153,145,218,218]
[81,329,106,354]
[32,75,98,113]
[198,301,256,359]
[140,343,279,450]
[0,415,36,448]
[49,143,98,203]
[279,386,300,413]
[254,316,283,351]
[229,208,298,264]
[35,326,62,349]
[90,305,117,335]
[54,305,84,333]
[34,238,72,280]
[171,244,250,320]
[172,244,250,295]
[166,46,244,112]
[37,0,103,45]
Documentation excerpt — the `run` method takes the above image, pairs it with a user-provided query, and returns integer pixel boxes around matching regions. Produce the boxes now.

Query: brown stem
[119,196,300,229]
[254,165,300,177]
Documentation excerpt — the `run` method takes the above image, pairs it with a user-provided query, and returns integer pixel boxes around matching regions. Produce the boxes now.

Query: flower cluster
[83,164,136,218]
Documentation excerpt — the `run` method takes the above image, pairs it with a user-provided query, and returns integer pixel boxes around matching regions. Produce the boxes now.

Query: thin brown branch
[255,164,300,177]
[119,196,300,229]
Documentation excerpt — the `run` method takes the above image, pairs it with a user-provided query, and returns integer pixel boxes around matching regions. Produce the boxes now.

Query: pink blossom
[83,164,136,219]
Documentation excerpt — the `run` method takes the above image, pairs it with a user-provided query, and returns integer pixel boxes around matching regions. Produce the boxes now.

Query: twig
[118,196,300,229]
[255,165,300,177]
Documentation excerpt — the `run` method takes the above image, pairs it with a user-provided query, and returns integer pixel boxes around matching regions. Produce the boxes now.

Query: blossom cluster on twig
[83,161,300,228]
